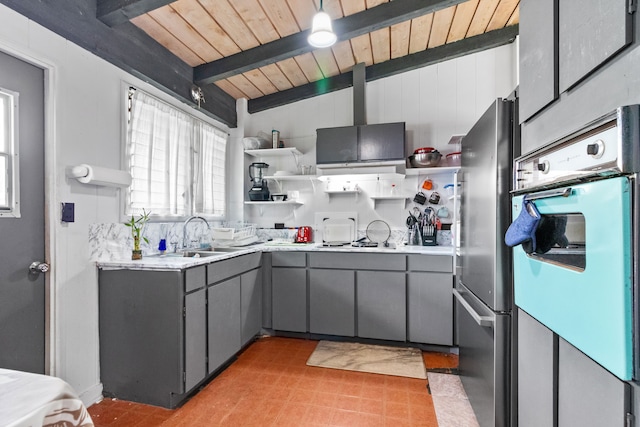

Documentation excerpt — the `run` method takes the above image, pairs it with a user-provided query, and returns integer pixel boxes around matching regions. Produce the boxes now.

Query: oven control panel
[516,122,619,191]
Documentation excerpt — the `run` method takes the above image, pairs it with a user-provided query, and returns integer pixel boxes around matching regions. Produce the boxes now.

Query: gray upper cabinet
[559,0,633,93]
[316,123,405,164]
[358,122,406,162]
[519,0,558,123]
[316,126,358,164]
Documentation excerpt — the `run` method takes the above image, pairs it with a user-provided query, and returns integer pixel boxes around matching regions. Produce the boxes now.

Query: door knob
[29,261,50,274]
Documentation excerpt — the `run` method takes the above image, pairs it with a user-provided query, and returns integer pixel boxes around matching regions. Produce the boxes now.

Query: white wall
[244,43,518,232]
[0,4,229,405]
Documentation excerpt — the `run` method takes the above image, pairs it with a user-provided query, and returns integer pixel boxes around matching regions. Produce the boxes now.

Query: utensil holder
[422,227,438,246]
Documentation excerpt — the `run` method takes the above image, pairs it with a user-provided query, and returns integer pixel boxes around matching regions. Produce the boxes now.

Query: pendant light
[308,0,337,48]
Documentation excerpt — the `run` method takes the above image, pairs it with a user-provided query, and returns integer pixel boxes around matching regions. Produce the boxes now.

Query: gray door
[0,51,46,373]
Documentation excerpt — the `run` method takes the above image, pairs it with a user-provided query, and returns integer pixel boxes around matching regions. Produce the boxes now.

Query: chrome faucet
[182,216,211,249]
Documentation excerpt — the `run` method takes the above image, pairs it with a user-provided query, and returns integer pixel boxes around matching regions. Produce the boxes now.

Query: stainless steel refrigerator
[454,97,518,427]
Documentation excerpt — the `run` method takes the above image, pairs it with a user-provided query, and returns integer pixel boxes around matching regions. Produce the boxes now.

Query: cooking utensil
[413,191,427,205]
[437,206,449,218]
[271,194,287,202]
[446,151,462,166]
[428,191,441,204]
[414,147,436,154]
[421,207,438,246]
[409,151,442,168]
[366,220,391,247]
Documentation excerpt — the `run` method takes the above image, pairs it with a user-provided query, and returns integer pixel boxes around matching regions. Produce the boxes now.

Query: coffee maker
[248,162,270,201]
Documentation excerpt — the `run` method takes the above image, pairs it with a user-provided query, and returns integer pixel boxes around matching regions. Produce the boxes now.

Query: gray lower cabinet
[518,309,556,427]
[270,251,453,345]
[99,253,262,409]
[407,272,452,345]
[518,308,631,427]
[356,271,406,341]
[207,276,241,374]
[240,268,262,346]
[185,288,207,391]
[309,269,355,336]
[99,266,207,408]
[271,252,307,332]
[272,267,307,332]
[558,337,629,427]
[407,254,454,346]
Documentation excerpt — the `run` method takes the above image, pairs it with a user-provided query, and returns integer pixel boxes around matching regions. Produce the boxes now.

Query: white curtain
[126,89,227,217]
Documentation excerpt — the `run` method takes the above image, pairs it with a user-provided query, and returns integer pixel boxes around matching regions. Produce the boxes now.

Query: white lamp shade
[308,11,337,48]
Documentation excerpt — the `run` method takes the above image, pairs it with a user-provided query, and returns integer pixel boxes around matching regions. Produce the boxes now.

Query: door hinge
[183,371,186,383]
[183,307,186,317]
[627,412,635,427]
[629,0,637,14]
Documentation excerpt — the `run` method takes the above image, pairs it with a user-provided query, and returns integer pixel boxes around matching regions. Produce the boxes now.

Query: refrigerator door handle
[453,288,494,327]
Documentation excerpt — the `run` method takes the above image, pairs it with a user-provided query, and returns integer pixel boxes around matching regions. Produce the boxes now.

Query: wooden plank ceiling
[131,0,519,108]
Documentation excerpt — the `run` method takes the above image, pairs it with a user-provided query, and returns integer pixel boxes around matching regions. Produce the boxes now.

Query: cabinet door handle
[453,288,494,327]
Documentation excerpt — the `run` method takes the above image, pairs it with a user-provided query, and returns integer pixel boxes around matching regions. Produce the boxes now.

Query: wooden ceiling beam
[97,0,175,27]
[247,25,519,114]
[194,0,468,85]
[96,0,174,27]
[0,0,237,126]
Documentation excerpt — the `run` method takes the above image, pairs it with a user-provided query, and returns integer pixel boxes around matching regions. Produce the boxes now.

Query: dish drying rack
[211,222,258,246]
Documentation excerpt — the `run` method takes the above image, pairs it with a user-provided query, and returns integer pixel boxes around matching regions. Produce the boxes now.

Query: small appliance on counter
[248,162,270,201]
[295,226,312,243]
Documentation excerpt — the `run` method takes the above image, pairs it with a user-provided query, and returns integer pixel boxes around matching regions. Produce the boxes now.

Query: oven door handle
[453,288,494,327]
[524,187,572,201]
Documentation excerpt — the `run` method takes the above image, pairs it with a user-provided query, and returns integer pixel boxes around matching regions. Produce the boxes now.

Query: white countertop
[97,243,454,271]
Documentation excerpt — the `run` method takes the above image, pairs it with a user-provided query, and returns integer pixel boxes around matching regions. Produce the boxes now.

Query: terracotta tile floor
[89,336,459,426]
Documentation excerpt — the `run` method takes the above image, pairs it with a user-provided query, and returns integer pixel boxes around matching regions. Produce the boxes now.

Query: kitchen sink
[180,250,220,258]
[151,247,246,258]
[209,247,244,252]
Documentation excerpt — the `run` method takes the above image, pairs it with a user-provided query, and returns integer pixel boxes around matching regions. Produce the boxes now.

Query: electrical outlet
[61,203,74,222]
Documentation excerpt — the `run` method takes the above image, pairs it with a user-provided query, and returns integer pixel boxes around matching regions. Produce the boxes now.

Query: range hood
[315,63,406,177]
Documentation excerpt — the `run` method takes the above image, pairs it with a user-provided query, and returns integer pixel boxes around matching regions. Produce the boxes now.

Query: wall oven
[512,105,640,381]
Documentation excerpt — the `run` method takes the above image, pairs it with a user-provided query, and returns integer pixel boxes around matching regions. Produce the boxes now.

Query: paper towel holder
[67,164,132,188]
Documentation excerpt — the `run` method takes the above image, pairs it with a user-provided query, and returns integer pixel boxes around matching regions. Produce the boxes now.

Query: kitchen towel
[505,199,540,253]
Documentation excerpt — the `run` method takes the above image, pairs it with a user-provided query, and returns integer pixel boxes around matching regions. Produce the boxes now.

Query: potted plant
[124,209,150,260]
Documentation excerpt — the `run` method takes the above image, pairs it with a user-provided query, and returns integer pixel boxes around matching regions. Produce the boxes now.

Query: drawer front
[207,253,261,284]
[271,251,307,267]
[407,255,453,273]
[309,252,405,271]
[185,266,206,293]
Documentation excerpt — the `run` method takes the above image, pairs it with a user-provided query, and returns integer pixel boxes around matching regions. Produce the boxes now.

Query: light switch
[61,203,74,222]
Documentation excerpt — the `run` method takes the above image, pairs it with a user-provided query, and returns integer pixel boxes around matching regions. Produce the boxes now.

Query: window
[0,88,19,217]
[125,88,227,218]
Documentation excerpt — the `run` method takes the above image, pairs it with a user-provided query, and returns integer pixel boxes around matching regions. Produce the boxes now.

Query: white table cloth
[0,369,93,427]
